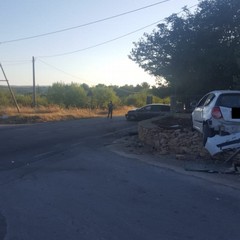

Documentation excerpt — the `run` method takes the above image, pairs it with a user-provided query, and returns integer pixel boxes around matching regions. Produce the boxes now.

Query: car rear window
[216,94,240,108]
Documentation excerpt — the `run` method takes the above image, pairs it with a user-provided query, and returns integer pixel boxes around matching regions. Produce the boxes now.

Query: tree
[64,83,88,108]
[125,92,148,107]
[80,83,90,92]
[47,82,88,107]
[112,85,136,99]
[0,89,11,106]
[129,0,240,96]
[47,82,66,106]
[91,85,120,109]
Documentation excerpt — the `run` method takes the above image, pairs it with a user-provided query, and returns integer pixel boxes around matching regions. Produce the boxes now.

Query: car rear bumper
[205,132,240,155]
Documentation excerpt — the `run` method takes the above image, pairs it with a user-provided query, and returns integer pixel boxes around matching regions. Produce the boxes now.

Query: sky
[0,0,199,87]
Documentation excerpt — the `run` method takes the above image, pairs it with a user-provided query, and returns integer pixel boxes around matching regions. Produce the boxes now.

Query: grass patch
[0,106,133,124]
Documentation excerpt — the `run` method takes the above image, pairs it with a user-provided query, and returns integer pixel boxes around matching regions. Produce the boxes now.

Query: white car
[192,90,240,145]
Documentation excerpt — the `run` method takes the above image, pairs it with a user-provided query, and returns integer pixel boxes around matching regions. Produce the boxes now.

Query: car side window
[196,93,215,107]
[145,106,151,111]
[196,94,209,107]
[151,105,160,112]
[160,105,170,112]
[139,107,146,112]
[204,93,215,106]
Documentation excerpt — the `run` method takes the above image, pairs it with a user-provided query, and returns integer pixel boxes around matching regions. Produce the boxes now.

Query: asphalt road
[0,117,240,240]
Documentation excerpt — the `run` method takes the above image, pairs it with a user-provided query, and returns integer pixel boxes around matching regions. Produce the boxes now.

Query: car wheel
[203,123,214,146]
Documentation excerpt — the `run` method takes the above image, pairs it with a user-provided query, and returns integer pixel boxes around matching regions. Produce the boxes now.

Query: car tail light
[212,106,223,119]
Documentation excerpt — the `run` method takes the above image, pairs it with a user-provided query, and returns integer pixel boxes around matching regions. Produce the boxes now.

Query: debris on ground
[138,115,240,168]
[205,132,240,155]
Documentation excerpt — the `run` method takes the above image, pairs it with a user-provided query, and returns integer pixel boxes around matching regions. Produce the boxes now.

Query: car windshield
[216,94,240,108]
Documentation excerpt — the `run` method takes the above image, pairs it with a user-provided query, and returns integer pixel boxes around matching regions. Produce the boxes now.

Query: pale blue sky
[0,0,199,87]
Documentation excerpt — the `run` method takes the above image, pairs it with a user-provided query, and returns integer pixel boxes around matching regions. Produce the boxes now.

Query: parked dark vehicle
[125,104,170,121]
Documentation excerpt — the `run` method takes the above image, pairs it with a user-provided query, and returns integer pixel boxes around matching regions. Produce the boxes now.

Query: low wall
[138,114,210,157]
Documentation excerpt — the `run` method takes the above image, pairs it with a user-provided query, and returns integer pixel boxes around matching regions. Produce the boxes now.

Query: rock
[138,116,212,160]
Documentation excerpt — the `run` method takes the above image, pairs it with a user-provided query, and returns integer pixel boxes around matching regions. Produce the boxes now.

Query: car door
[192,93,214,132]
[150,105,161,118]
[151,105,169,118]
[137,105,151,120]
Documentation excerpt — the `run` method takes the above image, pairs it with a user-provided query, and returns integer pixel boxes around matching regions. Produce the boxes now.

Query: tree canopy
[45,82,163,109]
[129,0,240,96]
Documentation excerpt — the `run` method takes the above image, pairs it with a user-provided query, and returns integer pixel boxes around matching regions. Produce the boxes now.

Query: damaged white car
[192,90,240,154]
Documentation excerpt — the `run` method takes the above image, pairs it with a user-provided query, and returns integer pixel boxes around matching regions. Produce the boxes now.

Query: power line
[38,59,90,83]
[37,20,162,58]
[38,4,198,58]
[0,60,31,66]
[0,0,171,45]
[1,2,198,66]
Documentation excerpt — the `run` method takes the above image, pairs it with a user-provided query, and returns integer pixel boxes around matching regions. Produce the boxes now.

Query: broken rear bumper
[205,132,240,156]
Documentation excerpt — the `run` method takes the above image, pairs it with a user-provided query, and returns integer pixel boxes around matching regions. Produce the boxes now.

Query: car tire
[203,123,214,146]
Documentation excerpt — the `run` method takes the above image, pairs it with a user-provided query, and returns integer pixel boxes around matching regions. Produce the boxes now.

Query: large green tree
[47,82,88,108]
[129,0,240,96]
[91,84,120,109]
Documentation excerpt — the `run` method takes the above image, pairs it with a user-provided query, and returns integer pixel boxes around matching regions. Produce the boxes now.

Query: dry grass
[0,105,133,124]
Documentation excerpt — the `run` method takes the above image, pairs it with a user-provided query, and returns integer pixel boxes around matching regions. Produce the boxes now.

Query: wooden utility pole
[0,63,20,113]
[32,56,36,107]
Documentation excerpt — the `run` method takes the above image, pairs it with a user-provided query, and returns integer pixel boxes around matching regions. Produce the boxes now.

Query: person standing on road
[107,101,113,119]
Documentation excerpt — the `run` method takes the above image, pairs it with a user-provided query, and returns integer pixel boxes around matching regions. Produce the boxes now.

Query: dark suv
[125,104,170,121]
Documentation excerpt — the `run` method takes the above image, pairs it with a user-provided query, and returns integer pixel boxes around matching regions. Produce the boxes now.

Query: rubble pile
[138,115,240,163]
[139,124,210,159]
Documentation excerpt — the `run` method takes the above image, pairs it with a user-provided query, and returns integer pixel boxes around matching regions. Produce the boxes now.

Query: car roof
[145,103,170,106]
[209,90,240,95]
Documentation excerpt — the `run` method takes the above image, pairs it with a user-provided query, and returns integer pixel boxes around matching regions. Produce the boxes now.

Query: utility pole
[0,63,20,113]
[32,56,36,107]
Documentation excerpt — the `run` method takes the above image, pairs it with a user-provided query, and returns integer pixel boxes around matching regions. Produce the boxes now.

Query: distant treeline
[0,82,169,108]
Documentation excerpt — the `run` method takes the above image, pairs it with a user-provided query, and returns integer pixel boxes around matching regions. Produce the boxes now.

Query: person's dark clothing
[107,101,113,118]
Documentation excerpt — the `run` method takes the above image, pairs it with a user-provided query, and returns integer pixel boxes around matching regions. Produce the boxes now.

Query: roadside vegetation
[0,82,169,123]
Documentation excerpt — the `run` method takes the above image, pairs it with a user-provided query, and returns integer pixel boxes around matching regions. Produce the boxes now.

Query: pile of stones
[138,122,210,159]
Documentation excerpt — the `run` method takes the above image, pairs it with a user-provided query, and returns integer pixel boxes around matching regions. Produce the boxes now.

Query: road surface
[0,117,240,240]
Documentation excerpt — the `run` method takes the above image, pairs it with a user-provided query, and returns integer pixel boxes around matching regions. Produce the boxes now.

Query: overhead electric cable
[38,59,88,82]
[38,4,198,58]
[0,0,171,45]
[0,59,31,65]
[38,21,161,58]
